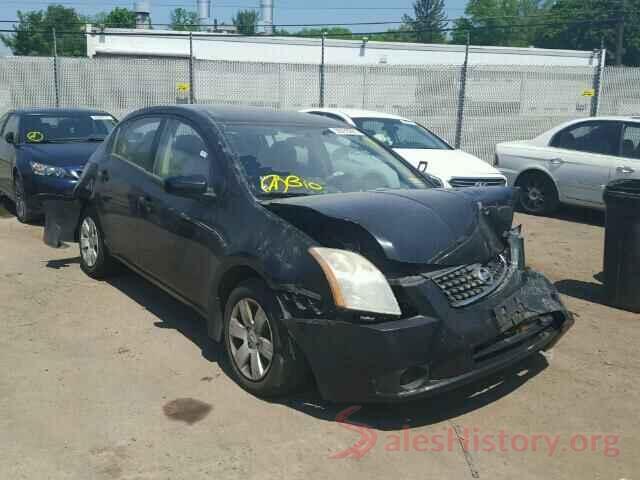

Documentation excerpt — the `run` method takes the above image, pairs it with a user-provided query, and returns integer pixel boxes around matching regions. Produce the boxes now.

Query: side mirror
[5,132,15,144]
[164,175,209,198]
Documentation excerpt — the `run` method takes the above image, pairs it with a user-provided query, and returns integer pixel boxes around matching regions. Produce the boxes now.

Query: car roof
[10,108,114,116]
[128,105,347,127]
[302,108,408,121]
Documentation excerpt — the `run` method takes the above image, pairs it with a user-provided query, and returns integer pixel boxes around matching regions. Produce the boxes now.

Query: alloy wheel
[522,180,546,213]
[228,298,274,381]
[80,217,100,268]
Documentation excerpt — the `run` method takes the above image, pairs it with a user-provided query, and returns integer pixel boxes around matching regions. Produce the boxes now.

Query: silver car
[496,116,640,214]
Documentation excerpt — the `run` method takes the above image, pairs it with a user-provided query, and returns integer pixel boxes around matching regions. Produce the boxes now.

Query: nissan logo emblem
[473,267,493,284]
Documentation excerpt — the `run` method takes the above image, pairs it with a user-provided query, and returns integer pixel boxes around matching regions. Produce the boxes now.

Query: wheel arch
[208,263,267,342]
[514,167,561,197]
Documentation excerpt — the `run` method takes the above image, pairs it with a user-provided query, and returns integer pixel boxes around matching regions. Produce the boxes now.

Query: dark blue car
[0,108,117,222]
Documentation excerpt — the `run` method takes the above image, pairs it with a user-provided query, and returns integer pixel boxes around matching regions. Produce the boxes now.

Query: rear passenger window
[113,117,162,172]
[153,120,210,179]
[622,124,640,159]
[551,121,621,156]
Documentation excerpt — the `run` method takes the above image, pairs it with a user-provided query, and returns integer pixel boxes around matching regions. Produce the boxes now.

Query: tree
[451,0,546,47]
[534,0,640,65]
[370,25,417,43]
[232,9,258,35]
[403,0,447,43]
[170,8,199,31]
[296,27,354,39]
[93,7,136,28]
[1,5,86,56]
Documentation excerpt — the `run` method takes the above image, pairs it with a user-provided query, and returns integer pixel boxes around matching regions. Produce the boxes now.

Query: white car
[301,108,507,189]
[496,117,640,214]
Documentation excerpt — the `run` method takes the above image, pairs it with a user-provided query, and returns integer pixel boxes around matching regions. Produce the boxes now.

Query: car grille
[449,177,506,188]
[430,254,510,307]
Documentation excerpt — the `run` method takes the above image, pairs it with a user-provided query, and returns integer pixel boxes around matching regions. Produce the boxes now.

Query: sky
[0,0,468,55]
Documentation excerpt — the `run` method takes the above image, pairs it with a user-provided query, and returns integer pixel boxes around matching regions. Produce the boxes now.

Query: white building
[86,27,598,67]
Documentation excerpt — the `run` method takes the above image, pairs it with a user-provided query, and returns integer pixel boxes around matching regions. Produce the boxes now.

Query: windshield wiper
[43,136,106,143]
[259,192,312,199]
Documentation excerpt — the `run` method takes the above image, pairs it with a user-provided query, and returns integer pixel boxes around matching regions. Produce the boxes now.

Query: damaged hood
[264,188,516,266]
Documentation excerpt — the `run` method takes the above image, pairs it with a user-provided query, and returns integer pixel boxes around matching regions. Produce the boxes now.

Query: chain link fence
[0,52,637,162]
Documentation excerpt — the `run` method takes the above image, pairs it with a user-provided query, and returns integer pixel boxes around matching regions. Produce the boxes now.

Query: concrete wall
[86,28,597,67]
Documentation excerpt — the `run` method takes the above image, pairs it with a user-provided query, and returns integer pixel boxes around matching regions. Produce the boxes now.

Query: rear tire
[223,279,309,397]
[78,209,117,279]
[14,175,37,224]
[517,171,559,215]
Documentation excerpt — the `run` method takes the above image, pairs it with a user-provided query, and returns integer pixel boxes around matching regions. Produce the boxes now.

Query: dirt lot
[1,201,638,480]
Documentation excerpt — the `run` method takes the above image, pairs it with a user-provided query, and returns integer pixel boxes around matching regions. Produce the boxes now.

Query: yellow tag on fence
[582,89,595,97]
[176,82,190,93]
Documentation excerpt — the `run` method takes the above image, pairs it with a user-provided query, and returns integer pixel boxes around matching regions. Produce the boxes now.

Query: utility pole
[615,0,625,66]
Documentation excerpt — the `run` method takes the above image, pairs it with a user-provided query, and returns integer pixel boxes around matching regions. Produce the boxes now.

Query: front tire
[79,209,117,279]
[14,175,36,224]
[223,279,309,397]
[517,171,559,215]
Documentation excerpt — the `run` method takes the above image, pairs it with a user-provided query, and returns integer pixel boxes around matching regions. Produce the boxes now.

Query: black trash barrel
[603,179,640,313]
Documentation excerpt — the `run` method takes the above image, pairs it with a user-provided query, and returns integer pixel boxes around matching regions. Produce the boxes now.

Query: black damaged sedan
[41,106,573,402]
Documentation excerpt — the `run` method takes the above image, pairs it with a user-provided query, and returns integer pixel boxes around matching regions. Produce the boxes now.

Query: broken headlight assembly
[308,247,402,317]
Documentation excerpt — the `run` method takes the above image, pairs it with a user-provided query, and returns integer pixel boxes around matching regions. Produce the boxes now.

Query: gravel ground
[0,200,638,480]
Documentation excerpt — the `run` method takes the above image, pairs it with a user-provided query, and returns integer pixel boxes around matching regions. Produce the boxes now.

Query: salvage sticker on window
[260,174,324,193]
[328,128,364,136]
[26,131,44,143]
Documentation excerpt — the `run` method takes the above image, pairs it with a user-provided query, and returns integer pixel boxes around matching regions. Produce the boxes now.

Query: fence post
[189,32,195,104]
[319,32,326,108]
[590,45,606,117]
[52,28,60,107]
[454,33,470,149]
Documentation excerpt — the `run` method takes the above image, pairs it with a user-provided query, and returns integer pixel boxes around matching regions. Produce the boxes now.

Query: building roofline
[89,27,596,59]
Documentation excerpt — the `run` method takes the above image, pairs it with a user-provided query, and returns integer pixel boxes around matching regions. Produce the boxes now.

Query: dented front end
[267,188,573,402]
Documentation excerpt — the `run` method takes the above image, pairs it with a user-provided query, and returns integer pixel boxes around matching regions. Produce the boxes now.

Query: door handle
[549,158,564,165]
[137,196,153,214]
[617,166,635,174]
[99,169,110,182]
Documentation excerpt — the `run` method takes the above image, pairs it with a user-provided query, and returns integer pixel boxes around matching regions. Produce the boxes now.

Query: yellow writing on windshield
[260,175,324,193]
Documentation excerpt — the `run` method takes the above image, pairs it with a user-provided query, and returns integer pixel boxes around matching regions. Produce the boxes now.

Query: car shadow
[537,205,605,227]
[274,353,549,431]
[45,256,78,269]
[105,271,225,365]
[85,267,549,429]
[0,197,13,218]
[555,272,606,306]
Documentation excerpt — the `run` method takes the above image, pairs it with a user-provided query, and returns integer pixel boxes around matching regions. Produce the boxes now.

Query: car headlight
[426,173,445,188]
[309,247,401,317]
[30,161,68,178]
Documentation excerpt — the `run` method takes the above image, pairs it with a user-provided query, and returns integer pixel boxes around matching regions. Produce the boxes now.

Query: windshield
[22,113,117,144]
[223,123,432,197]
[353,117,451,150]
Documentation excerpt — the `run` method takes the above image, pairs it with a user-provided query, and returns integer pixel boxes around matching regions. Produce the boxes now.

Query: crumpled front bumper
[281,268,572,403]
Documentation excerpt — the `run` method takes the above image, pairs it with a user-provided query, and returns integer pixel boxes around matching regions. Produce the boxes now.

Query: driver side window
[153,119,210,180]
